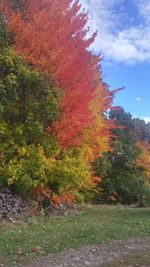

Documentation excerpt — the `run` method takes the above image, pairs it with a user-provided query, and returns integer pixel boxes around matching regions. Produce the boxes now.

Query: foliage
[0,48,61,191]
[0,1,149,206]
[1,0,114,152]
[137,141,150,184]
[0,0,116,203]
[133,118,150,144]
[0,48,91,197]
[94,108,150,205]
[0,11,11,47]
[47,148,91,195]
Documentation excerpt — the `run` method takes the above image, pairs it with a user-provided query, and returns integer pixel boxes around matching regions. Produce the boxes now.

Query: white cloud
[138,0,150,22]
[80,0,150,64]
[136,97,141,101]
[143,117,150,123]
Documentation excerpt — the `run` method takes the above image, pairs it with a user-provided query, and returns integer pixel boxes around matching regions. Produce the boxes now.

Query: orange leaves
[1,0,114,150]
[32,184,53,202]
[32,184,75,210]
[52,193,75,206]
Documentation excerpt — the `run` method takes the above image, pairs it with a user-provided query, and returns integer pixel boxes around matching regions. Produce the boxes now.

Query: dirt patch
[23,237,150,267]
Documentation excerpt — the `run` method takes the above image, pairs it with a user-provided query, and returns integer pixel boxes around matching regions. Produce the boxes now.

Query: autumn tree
[137,143,150,181]
[133,118,150,186]
[94,108,149,205]
[0,46,92,197]
[0,0,120,204]
[1,0,113,153]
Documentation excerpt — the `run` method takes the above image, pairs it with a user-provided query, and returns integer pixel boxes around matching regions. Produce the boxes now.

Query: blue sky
[80,0,150,122]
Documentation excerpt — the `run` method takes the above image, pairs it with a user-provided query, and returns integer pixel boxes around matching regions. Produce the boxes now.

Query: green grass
[0,205,150,266]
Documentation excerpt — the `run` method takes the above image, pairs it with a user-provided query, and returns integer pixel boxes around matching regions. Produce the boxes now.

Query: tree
[0,0,120,202]
[0,11,11,47]
[133,118,150,144]
[1,0,113,152]
[0,48,61,191]
[137,141,150,184]
[94,108,149,205]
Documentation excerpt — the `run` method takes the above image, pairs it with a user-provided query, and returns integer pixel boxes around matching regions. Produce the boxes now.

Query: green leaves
[94,108,150,205]
[0,48,91,195]
[0,12,11,48]
[0,48,61,191]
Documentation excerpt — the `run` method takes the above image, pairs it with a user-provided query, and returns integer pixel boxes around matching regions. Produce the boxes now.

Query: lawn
[0,205,150,266]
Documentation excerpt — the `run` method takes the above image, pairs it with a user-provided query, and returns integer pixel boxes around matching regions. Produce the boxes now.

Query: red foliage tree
[1,0,114,149]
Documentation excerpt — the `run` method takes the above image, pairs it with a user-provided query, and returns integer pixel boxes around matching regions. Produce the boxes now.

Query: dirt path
[23,237,150,267]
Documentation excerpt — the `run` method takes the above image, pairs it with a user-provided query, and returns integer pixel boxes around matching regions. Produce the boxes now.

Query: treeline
[93,108,150,206]
[0,0,149,207]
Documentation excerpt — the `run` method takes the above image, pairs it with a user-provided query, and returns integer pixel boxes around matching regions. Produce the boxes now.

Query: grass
[0,205,150,266]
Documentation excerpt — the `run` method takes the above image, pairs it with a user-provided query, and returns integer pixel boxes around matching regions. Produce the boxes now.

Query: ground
[0,205,150,266]
[24,238,150,267]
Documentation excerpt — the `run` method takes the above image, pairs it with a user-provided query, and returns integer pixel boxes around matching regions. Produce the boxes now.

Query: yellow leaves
[81,96,111,163]
[0,50,14,69]
[5,73,17,87]
[17,146,27,156]
[137,141,150,185]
